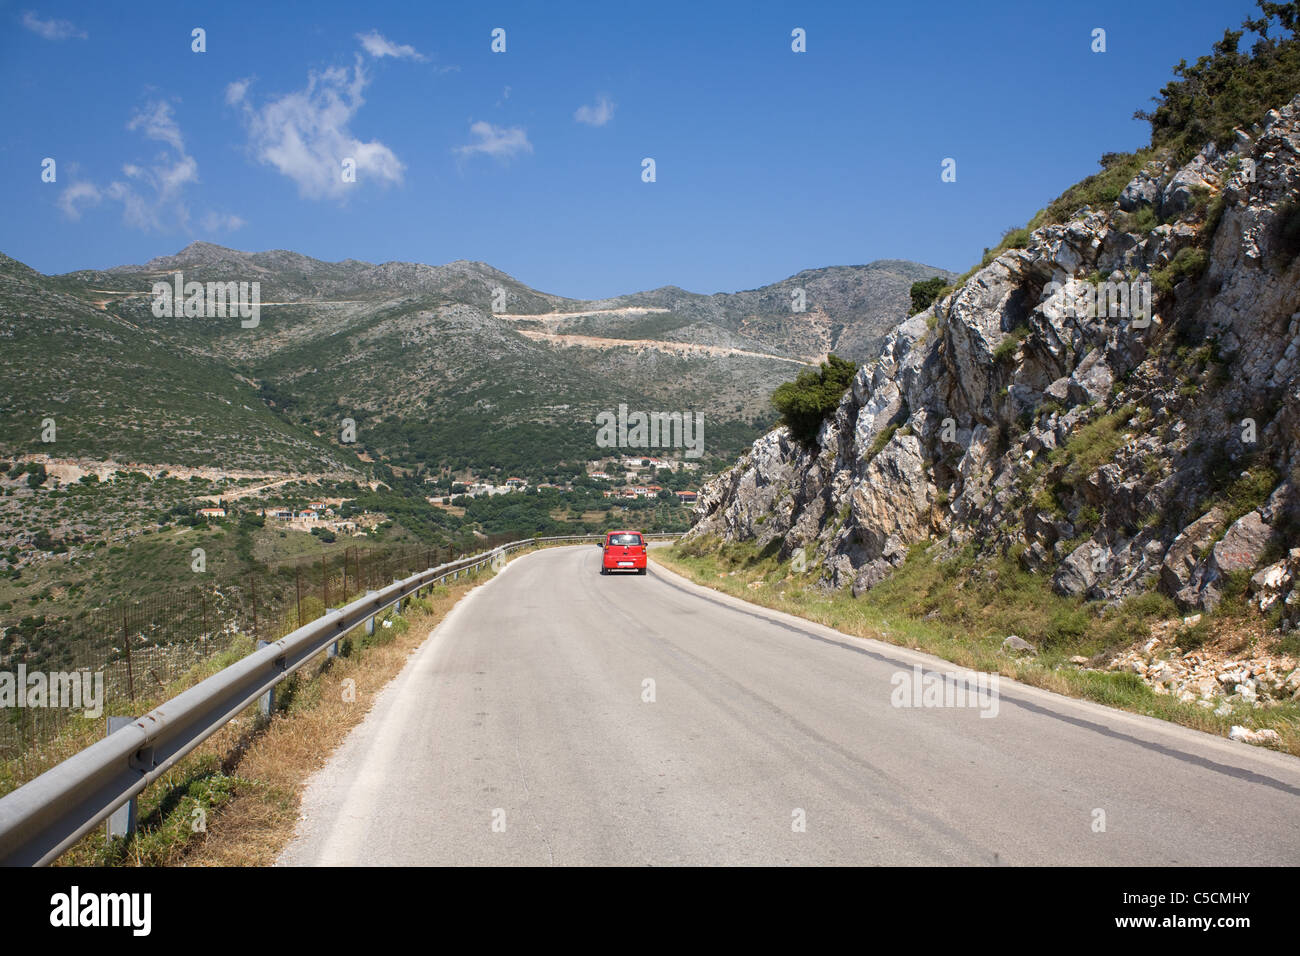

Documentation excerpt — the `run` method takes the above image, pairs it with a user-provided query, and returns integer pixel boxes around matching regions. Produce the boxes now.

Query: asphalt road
[279,545,1300,866]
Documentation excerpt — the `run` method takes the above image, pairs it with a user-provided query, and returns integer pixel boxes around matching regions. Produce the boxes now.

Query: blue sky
[0,0,1266,298]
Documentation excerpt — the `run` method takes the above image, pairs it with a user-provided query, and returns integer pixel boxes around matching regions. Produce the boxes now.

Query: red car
[600,530,647,575]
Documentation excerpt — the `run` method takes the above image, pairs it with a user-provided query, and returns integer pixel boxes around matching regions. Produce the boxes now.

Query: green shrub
[908,276,950,316]
[1043,151,1151,226]
[1136,4,1300,164]
[1051,404,1136,486]
[770,353,858,445]
[1121,206,1159,235]
[1221,466,1280,524]
[1153,247,1209,294]
[993,324,1030,363]
[865,422,901,462]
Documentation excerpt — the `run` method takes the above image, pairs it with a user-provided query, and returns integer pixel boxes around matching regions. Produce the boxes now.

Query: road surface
[279,545,1300,865]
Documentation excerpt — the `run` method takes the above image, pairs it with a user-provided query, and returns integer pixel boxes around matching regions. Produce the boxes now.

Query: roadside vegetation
[653,539,1300,756]
[37,556,511,866]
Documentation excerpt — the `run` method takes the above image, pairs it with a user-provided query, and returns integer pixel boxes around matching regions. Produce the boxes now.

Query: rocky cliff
[689,95,1300,629]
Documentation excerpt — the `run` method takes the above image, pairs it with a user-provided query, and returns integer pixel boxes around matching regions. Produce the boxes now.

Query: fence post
[105,717,137,840]
[255,640,274,717]
[249,574,259,642]
[120,607,135,704]
[295,566,303,630]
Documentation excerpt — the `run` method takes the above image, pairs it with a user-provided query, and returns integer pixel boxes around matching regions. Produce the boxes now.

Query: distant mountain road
[514,329,818,365]
[279,546,1300,866]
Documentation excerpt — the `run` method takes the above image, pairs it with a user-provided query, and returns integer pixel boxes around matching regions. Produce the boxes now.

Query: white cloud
[357,30,426,61]
[22,11,86,40]
[104,101,198,230]
[57,181,100,220]
[227,56,404,200]
[59,101,197,230]
[127,100,187,155]
[201,211,247,232]
[574,94,615,127]
[455,121,532,161]
[57,101,241,232]
[224,79,250,106]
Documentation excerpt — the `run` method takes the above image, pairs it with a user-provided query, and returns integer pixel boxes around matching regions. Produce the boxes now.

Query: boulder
[1002,635,1037,655]
[1119,172,1160,211]
[1160,152,1218,218]
[1160,507,1225,599]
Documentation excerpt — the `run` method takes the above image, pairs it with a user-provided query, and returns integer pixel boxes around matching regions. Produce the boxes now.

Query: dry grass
[187,581,473,866]
[52,569,491,866]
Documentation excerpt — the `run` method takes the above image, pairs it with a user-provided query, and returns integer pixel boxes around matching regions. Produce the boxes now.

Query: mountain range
[0,246,951,478]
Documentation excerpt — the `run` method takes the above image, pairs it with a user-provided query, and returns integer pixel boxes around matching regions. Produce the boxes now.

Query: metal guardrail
[0,532,681,866]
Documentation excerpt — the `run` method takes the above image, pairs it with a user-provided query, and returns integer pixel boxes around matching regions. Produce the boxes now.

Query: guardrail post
[105,717,137,841]
[393,579,404,614]
[326,609,341,657]
[256,641,275,717]
[365,591,378,635]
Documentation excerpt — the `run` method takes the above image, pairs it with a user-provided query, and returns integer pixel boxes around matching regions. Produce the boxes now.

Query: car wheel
[638,567,647,575]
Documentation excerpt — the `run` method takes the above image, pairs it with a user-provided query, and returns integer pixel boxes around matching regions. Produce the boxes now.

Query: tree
[909,276,949,315]
[770,354,858,445]
[1135,2,1300,162]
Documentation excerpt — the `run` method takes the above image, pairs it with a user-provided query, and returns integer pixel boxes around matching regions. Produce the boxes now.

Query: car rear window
[608,533,643,546]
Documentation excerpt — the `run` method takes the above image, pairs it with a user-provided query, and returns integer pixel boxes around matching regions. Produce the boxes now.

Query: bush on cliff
[770,354,857,445]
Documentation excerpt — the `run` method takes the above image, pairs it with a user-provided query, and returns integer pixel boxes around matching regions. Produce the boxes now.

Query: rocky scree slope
[690,96,1300,635]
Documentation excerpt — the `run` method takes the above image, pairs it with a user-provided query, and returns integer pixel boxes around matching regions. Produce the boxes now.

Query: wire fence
[0,535,519,767]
